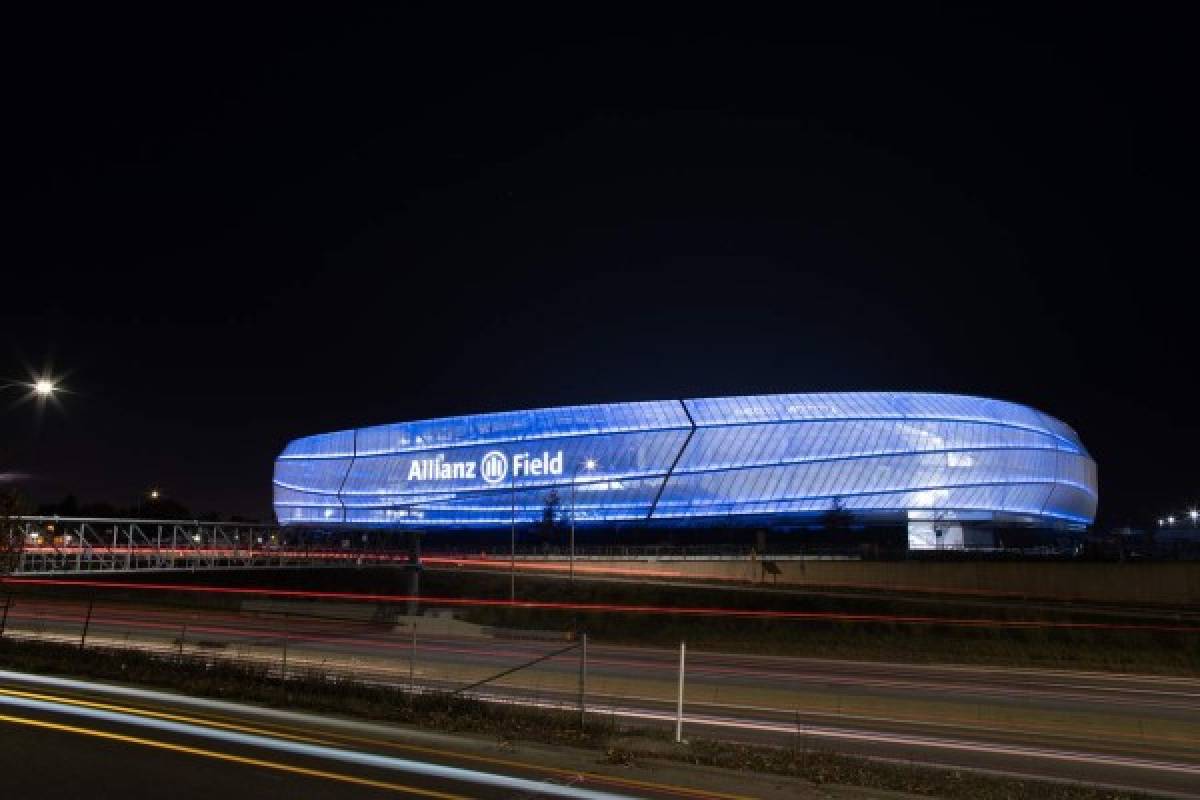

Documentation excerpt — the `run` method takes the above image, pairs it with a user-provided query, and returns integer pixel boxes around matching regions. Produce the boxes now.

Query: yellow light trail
[0,686,754,800]
[0,686,325,745]
[0,711,468,798]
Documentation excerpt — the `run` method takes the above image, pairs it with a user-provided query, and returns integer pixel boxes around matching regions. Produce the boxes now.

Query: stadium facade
[273,393,1097,545]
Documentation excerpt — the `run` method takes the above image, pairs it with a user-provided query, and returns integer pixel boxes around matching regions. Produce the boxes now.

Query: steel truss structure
[6,516,414,575]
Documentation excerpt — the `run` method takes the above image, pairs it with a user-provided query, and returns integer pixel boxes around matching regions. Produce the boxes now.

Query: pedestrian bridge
[5,516,418,575]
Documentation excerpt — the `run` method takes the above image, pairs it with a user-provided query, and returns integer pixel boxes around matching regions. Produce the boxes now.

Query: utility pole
[569,458,595,582]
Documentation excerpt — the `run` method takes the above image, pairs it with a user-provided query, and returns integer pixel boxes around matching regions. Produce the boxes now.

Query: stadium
[273,393,1097,547]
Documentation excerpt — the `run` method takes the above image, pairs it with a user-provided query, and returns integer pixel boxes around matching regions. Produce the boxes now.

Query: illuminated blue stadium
[273,393,1097,531]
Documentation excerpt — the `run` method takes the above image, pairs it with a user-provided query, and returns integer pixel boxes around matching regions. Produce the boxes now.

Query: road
[2,594,1199,797]
[0,669,785,800]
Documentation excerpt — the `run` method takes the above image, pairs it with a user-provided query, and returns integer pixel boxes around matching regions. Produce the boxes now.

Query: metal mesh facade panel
[274,393,1097,527]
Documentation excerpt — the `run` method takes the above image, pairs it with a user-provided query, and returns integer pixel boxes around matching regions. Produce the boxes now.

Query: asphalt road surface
[2,595,1199,798]
[0,670,777,800]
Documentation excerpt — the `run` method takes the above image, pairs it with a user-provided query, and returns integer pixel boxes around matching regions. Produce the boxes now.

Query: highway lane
[3,595,1199,797]
[0,671,769,800]
[7,594,1199,716]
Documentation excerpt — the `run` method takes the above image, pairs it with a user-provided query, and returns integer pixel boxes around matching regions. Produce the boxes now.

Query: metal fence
[0,591,594,719]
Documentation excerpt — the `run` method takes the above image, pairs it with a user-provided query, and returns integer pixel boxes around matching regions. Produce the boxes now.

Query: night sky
[5,7,1197,525]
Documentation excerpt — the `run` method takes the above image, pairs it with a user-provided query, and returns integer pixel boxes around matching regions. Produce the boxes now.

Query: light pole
[1,378,58,400]
[2,376,61,475]
[2,376,62,575]
[136,487,161,517]
[569,458,597,582]
[510,463,516,603]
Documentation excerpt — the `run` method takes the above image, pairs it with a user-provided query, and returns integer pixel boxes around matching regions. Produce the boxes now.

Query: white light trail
[0,689,635,800]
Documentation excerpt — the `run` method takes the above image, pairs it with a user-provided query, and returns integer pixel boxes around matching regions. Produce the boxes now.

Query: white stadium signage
[407,450,564,484]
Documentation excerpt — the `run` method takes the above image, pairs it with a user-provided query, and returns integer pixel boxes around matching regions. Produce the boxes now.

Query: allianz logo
[407,450,564,484]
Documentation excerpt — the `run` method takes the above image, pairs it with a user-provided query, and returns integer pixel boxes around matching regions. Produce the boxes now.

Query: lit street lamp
[136,487,162,516]
[2,375,64,492]
[1190,510,1198,528]
[569,457,597,582]
[2,377,59,399]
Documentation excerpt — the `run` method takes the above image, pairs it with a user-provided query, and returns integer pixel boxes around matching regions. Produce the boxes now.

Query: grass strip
[0,636,1157,800]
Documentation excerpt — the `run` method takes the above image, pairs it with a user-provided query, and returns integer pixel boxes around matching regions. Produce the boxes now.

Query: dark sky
[5,7,1197,525]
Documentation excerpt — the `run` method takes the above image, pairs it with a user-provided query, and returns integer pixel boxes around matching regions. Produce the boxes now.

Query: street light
[2,374,65,492]
[569,457,597,582]
[136,487,162,516]
[1190,509,1198,527]
[2,376,61,399]
[1167,516,1176,527]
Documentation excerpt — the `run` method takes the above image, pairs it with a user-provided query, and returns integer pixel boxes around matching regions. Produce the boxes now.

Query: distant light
[149,489,160,500]
[1190,510,1198,522]
[1159,519,1165,526]
[192,534,201,543]
[33,379,56,396]
[584,458,597,471]
[1167,516,1176,526]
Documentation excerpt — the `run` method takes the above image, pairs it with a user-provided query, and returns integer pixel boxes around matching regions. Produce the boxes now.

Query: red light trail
[3,577,1198,633]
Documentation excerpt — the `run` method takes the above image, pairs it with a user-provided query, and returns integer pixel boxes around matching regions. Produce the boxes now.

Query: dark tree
[1,488,28,575]
[821,496,854,536]
[539,490,563,543]
[38,494,80,516]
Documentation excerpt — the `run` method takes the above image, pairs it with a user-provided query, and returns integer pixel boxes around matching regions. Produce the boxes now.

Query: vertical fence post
[0,593,11,639]
[178,624,187,660]
[280,612,289,682]
[79,598,94,650]
[409,620,417,694]
[579,632,588,729]
[675,640,686,743]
